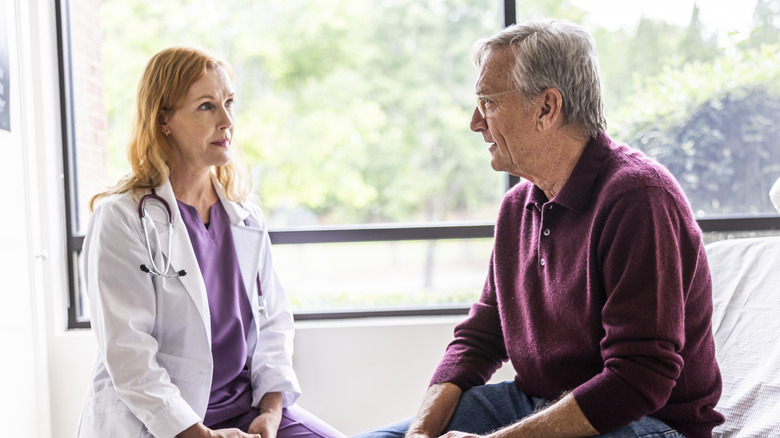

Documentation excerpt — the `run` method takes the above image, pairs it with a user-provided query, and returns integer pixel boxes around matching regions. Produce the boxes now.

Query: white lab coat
[76,177,301,438]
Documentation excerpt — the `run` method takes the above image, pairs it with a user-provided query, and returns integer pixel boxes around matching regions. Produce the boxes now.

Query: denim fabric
[351,382,684,438]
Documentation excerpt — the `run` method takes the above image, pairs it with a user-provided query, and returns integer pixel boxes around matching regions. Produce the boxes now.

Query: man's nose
[470,107,487,133]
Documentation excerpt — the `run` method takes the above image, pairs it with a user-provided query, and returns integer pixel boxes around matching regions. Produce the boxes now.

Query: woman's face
[162,65,235,175]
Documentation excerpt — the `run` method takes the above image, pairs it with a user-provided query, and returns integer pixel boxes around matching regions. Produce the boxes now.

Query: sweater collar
[526,132,612,213]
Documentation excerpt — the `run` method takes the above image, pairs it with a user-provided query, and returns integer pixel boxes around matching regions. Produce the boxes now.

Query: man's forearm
[406,383,463,438]
[486,393,598,438]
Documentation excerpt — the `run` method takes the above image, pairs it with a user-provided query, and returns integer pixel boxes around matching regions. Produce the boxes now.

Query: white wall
[49,317,514,437]
[294,317,515,435]
[2,2,514,437]
[0,0,55,436]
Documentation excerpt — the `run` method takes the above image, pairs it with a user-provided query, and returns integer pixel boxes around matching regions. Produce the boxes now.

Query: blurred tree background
[92,0,780,309]
[100,0,780,225]
[522,0,780,215]
[100,0,504,227]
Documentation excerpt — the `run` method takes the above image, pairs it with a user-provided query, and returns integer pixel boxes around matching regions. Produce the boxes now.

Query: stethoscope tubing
[139,188,185,278]
[137,187,266,312]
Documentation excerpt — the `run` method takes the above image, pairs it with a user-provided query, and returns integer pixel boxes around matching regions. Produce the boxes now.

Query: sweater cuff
[572,370,663,434]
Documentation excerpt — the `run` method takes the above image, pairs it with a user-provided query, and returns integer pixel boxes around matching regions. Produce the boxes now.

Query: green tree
[100,0,502,227]
[612,45,780,215]
[742,0,780,50]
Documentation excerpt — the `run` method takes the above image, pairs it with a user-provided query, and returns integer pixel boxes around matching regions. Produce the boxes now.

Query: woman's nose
[219,106,233,130]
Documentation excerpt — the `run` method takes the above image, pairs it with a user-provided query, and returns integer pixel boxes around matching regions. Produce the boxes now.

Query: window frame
[58,0,780,329]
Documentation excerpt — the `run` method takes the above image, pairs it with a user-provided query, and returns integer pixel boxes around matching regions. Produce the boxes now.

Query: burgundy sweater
[431,133,724,437]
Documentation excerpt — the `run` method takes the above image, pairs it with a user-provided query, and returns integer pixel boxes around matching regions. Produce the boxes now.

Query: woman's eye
[226,99,234,108]
[198,102,214,111]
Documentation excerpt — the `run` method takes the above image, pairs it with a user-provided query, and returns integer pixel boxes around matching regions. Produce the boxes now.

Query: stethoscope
[136,188,267,316]
[138,188,187,278]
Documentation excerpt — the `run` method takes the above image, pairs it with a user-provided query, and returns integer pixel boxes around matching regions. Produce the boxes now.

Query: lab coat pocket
[156,352,212,385]
[78,386,146,437]
[82,384,128,415]
[155,351,212,411]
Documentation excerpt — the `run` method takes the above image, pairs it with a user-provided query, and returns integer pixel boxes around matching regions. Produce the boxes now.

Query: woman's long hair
[90,46,250,210]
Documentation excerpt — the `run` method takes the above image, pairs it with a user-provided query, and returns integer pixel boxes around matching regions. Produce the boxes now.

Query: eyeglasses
[475,90,515,117]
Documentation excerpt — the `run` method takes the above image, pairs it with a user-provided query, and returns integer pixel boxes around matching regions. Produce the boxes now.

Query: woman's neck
[170,170,218,224]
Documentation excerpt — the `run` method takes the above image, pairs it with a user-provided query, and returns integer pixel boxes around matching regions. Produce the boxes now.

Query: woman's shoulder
[90,190,143,224]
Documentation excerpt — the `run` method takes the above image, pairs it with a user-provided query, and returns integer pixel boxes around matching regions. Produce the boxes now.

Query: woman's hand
[247,412,281,438]
[178,422,261,438]
[247,392,283,438]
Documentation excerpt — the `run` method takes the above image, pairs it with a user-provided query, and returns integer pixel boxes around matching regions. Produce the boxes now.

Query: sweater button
[540,257,546,267]
[543,228,551,237]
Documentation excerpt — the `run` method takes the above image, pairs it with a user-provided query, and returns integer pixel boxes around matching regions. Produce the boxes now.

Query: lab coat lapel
[211,176,263,296]
[154,181,212,338]
[231,224,264,297]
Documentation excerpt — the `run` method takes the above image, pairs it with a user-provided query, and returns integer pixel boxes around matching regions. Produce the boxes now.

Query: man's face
[470,47,541,179]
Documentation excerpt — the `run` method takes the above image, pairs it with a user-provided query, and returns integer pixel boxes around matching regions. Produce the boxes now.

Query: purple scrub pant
[210,404,347,438]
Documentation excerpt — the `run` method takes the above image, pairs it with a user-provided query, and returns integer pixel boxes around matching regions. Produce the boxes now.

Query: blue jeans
[352,382,684,438]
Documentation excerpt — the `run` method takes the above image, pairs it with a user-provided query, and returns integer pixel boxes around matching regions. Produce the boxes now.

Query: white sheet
[706,236,780,437]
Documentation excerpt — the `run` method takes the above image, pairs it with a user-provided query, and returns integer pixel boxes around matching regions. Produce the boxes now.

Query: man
[358,19,723,438]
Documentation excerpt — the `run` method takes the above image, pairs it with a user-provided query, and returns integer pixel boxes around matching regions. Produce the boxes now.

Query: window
[59,0,780,328]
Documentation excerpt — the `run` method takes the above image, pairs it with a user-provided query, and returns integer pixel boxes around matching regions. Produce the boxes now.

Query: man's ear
[536,88,563,131]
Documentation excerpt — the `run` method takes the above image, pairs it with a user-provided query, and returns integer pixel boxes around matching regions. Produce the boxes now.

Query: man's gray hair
[473,19,607,138]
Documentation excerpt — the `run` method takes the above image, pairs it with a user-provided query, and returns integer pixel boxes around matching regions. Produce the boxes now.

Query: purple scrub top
[178,200,255,426]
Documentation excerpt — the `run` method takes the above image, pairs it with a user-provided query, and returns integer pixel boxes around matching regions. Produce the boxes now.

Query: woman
[76,47,345,438]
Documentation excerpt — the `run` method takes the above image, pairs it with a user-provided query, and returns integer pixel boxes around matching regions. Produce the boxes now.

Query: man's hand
[405,383,463,438]
[440,432,482,438]
[484,393,598,438]
[407,388,598,438]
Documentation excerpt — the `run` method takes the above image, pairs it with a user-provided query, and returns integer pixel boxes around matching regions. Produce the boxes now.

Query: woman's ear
[158,112,171,136]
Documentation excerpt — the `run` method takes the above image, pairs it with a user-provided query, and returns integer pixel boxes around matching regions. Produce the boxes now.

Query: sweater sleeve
[572,186,698,433]
[430,253,509,391]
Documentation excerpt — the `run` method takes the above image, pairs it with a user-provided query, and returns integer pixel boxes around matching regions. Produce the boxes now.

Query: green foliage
[94,0,780,309]
[99,0,503,226]
[741,0,780,51]
[612,45,780,215]
[99,0,780,226]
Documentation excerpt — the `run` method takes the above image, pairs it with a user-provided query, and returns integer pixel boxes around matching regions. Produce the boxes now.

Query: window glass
[81,0,505,230]
[272,238,493,311]
[516,0,780,217]
[703,230,780,245]
[66,0,780,317]
[68,0,503,316]
[69,0,108,233]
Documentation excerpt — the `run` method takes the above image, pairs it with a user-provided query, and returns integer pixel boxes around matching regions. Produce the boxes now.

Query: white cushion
[706,236,780,437]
